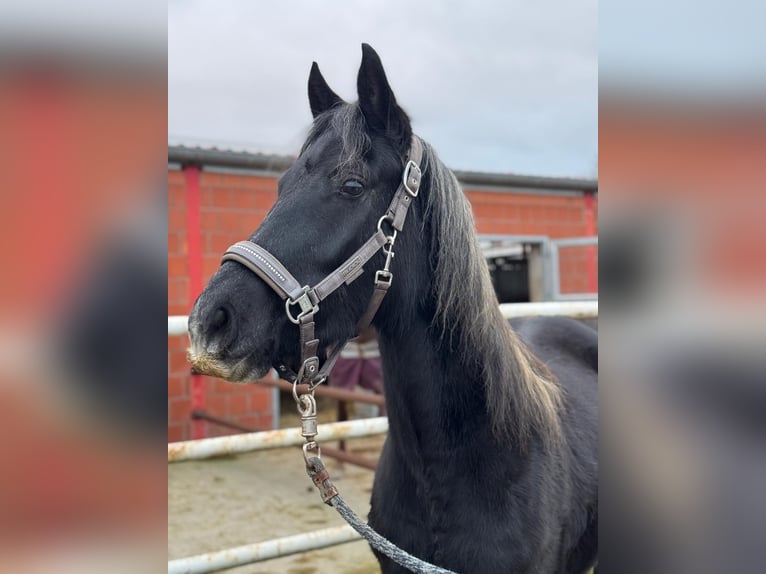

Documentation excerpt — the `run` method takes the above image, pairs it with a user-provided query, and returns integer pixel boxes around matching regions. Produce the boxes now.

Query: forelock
[301,103,371,180]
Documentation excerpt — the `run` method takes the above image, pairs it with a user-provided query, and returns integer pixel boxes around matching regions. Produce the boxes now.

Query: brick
[218,210,243,231]
[200,172,224,187]
[207,232,237,254]
[205,393,227,416]
[472,202,497,219]
[223,173,249,188]
[200,186,214,207]
[519,205,534,223]
[169,349,190,376]
[168,170,184,185]
[168,424,184,443]
[168,232,180,255]
[168,375,187,399]
[250,389,272,413]
[168,184,185,208]
[238,415,260,429]
[499,205,519,220]
[168,277,188,305]
[228,393,250,415]
[567,208,582,224]
[168,255,188,277]
[234,189,258,210]
[214,379,234,394]
[169,398,192,424]
[200,210,219,230]
[232,216,258,236]
[169,333,191,350]
[167,280,178,306]
[202,255,221,279]
[212,188,233,208]
[207,425,231,438]
[169,303,189,317]
[168,208,186,232]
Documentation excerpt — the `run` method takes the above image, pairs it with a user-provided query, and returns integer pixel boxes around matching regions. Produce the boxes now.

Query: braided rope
[331,495,456,574]
[305,456,456,574]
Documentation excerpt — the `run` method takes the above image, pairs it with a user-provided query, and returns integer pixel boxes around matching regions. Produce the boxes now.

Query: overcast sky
[169,0,598,178]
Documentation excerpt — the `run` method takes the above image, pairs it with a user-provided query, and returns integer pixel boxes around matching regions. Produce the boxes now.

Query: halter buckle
[375,269,393,287]
[402,160,421,197]
[286,286,319,324]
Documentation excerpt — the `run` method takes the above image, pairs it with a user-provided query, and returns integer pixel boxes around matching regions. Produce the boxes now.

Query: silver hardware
[377,214,394,235]
[307,376,326,392]
[374,232,396,288]
[382,241,395,271]
[286,286,319,324]
[292,379,301,405]
[302,441,321,464]
[298,393,318,438]
[375,269,393,287]
[402,160,421,197]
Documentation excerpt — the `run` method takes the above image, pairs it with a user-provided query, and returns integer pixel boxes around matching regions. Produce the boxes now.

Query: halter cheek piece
[220,136,424,387]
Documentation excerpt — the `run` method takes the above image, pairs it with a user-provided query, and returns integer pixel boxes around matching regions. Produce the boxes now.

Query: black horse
[187,44,598,574]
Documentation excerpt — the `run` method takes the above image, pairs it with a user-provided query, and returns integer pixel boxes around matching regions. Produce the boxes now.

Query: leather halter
[221,136,424,386]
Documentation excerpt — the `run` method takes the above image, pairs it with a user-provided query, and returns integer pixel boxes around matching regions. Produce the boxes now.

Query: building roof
[168,145,598,194]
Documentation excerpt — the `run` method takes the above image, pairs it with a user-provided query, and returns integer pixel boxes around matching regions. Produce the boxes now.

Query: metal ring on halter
[307,376,326,393]
[377,214,396,238]
[292,376,319,406]
[291,379,302,406]
[303,441,321,463]
[293,363,306,392]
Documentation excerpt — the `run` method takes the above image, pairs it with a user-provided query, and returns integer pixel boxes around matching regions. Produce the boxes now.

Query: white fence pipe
[168,417,389,462]
[169,301,597,336]
[168,315,188,336]
[499,300,598,319]
[168,525,361,574]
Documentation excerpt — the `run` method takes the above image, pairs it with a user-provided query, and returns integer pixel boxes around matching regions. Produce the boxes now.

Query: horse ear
[308,62,343,118]
[357,43,412,150]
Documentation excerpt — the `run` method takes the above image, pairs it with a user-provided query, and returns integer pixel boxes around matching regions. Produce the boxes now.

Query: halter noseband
[220,136,424,387]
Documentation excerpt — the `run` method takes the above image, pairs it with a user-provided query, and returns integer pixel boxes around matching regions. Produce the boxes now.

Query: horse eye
[341,180,364,197]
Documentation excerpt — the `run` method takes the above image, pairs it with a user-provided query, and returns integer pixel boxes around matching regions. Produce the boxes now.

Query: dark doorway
[487,250,530,303]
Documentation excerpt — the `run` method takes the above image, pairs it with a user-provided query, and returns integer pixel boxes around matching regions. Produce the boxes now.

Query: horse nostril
[211,307,229,330]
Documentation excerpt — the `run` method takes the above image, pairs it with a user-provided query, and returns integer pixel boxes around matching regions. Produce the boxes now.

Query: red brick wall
[168,169,277,442]
[167,168,598,441]
[466,189,598,294]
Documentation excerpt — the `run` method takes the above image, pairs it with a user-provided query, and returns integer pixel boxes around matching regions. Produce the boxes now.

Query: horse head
[187,44,428,382]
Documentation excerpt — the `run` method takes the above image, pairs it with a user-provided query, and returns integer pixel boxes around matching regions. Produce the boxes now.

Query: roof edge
[168,145,597,193]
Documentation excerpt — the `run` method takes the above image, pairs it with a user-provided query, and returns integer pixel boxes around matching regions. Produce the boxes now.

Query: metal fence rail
[168,300,597,337]
[168,315,188,336]
[499,300,597,319]
[168,525,361,574]
[168,416,389,463]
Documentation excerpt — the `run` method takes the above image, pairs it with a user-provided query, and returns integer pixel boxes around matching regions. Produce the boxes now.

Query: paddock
[168,300,597,573]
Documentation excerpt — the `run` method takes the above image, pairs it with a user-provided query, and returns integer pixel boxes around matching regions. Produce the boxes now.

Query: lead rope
[294,384,457,574]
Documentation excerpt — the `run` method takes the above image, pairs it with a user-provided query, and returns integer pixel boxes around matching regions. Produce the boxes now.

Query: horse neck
[376,314,491,456]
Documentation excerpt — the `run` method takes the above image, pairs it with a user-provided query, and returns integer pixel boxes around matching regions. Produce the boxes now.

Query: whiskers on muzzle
[186,348,249,382]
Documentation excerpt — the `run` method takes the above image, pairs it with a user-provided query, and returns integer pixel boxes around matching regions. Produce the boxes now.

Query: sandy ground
[169,407,385,574]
